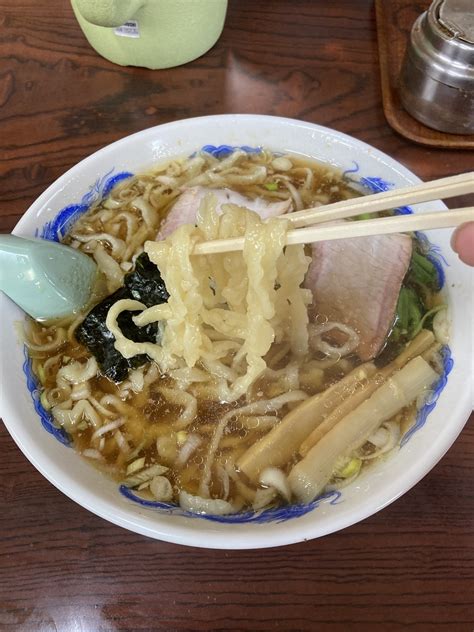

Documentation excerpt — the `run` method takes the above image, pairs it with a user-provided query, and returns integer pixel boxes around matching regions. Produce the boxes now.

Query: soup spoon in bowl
[0,234,97,321]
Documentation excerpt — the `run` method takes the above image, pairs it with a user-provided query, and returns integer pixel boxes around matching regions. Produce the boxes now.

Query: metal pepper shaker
[399,0,474,134]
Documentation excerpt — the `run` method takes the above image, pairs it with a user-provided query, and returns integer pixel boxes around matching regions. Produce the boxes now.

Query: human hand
[451,222,474,266]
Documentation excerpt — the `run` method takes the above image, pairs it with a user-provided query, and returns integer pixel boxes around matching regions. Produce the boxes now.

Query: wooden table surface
[1,1,473,630]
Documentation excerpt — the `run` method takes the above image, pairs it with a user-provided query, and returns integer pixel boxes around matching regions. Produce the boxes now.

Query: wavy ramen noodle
[25,149,446,515]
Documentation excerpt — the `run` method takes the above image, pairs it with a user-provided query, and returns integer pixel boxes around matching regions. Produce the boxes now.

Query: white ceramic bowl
[1,115,472,549]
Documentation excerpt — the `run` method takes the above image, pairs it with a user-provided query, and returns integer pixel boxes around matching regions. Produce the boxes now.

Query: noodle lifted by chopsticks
[106,195,312,401]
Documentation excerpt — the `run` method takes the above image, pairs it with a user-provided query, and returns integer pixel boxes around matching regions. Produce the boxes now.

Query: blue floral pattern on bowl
[39,169,134,242]
[201,144,262,159]
[23,145,452,524]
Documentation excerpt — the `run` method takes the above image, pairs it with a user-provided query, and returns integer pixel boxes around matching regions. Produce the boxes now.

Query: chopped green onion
[264,182,278,191]
[355,212,373,221]
[177,431,188,446]
[331,455,362,480]
[338,457,362,479]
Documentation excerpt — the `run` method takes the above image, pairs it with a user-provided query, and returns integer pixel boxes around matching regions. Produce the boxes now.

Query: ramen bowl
[1,115,472,549]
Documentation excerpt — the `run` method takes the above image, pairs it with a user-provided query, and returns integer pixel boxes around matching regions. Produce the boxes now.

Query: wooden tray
[375,0,474,149]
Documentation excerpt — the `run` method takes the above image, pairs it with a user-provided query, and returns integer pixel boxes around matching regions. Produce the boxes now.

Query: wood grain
[0,1,473,630]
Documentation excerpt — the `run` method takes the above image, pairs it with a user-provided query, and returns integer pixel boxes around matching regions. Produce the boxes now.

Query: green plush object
[71,0,228,69]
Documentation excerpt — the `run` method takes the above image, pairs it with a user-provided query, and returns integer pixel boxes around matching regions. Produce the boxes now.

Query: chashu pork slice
[305,233,413,361]
[157,186,292,239]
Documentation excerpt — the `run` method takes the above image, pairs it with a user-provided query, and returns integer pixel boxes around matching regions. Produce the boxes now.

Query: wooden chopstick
[282,171,474,228]
[193,207,474,255]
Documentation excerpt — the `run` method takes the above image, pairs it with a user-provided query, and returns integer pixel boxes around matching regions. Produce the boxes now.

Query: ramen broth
[25,150,444,513]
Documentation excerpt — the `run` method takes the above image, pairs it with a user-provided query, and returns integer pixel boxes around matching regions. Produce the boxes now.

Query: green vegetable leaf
[393,287,423,340]
[264,182,278,191]
[411,304,446,339]
[410,251,439,291]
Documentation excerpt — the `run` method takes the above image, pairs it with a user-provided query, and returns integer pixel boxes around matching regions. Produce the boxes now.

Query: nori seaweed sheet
[75,253,169,382]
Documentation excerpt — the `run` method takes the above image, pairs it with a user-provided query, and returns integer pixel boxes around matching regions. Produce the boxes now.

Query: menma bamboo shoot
[288,356,438,503]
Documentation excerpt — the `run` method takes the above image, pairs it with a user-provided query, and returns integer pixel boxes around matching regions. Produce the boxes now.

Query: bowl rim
[1,114,472,549]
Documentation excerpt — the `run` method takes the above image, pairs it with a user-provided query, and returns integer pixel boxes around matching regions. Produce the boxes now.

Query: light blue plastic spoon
[0,234,97,320]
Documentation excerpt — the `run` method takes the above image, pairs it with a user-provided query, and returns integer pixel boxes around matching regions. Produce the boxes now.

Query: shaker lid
[409,0,474,89]
[438,0,474,44]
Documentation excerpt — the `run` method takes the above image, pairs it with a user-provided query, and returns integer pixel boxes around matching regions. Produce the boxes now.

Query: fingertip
[451,222,474,266]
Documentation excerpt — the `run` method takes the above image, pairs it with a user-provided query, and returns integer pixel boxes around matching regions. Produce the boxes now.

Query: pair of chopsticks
[193,172,474,255]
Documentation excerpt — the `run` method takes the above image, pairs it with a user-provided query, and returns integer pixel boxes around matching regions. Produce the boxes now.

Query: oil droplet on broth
[25,151,436,512]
